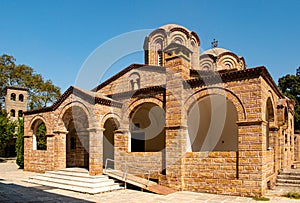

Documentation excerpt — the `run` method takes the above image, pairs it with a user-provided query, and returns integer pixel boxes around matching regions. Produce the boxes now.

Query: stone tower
[5,86,28,121]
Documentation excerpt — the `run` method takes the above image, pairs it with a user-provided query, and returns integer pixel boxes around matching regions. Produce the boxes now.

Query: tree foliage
[0,54,61,110]
[0,110,16,155]
[278,74,300,131]
[16,118,24,168]
[36,123,47,150]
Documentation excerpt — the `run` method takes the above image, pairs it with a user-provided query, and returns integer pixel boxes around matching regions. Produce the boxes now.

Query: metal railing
[104,158,155,188]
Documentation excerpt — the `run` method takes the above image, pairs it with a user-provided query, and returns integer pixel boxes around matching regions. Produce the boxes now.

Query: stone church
[24,24,295,197]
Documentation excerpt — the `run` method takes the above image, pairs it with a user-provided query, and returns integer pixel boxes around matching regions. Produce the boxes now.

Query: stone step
[26,178,121,194]
[279,171,300,176]
[45,171,107,180]
[277,174,300,180]
[277,178,300,185]
[276,182,300,187]
[24,168,123,194]
[29,174,116,187]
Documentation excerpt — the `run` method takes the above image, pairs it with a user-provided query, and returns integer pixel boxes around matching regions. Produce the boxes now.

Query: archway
[187,94,238,152]
[63,106,89,169]
[129,102,165,152]
[103,118,119,168]
[31,119,47,151]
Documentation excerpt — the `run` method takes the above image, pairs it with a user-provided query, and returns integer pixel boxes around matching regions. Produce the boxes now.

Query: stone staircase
[24,168,123,194]
[276,170,300,187]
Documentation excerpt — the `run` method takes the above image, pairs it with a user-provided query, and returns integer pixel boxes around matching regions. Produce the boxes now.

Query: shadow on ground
[0,181,93,203]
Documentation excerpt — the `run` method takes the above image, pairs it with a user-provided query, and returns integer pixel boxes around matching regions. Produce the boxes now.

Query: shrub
[16,119,24,168]
[282,191,300,199]
[252,196,270,201]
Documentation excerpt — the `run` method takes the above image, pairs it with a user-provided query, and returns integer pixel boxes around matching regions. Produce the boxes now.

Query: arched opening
[10,109,15,117]
[154,41,163,66]
[103,118,119,168]
[63,106,89,169]
[130,102,165,152]
[18,110,23,118]
[19,94,24,102]
[10,93,16,101]
[266,98,274,150]
[31,119,47,150]
[187,95,238,152]
[129,72,140,91]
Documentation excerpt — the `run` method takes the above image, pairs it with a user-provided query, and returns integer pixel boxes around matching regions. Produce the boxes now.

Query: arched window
[19,94,24,102]
[129,73,140,91]
[10,109,15,117]
[10,93,16,101]
[18,110,23,118]
[155,41,163,66]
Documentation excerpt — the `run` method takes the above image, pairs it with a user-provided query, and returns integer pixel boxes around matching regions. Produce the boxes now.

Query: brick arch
[100,113,121,129]
[185,87,246,121]
[56,101,91,131]
[28,115,49,135]
[126,97,164,118]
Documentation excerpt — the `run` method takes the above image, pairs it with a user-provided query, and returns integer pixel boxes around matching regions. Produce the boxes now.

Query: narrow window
[19,94,24,102]
[11,93,16,101]
[70,136,76,150]
[158,50,163,66]
[10,109,15,117]
[18,110,23,118]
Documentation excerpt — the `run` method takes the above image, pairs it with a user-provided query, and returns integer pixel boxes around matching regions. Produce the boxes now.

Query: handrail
[104,158,155,187]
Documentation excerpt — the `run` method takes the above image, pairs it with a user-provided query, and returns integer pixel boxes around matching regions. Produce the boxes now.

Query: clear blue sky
[1,0,300,92]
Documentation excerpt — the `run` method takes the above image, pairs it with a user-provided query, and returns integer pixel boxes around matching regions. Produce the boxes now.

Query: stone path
[0,159,300,202]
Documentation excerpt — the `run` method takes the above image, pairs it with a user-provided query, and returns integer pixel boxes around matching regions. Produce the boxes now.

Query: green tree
[0,54,61,110]
[36,123,47,150]
[0,110,16,155]
[278,74,300,131]
[16,118,24,168]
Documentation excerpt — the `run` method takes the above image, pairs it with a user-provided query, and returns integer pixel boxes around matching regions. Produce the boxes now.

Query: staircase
[24,168,122,194]
[276,170,300,187]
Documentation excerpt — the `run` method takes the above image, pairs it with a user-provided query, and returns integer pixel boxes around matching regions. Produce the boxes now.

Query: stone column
[53,129,68,171]
[236,121,264,197]
[46,133,55,171]
[164,44,191,191]
[88,127,104,175]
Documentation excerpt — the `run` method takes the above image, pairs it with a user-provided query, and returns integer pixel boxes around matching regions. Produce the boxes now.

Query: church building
[24,24,295,197]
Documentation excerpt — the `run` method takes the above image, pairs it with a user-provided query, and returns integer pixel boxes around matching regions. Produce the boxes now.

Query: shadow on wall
[0,182,93,203]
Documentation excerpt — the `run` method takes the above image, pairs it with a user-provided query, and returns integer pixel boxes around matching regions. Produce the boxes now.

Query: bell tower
[5,86,28,121]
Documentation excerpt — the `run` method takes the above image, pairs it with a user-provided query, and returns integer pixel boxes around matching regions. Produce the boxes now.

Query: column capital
[53,129,68,134]
[88,127,105,133]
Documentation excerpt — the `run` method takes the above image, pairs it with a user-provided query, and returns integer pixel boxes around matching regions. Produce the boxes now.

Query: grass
[252,196,270,201]
[282,191,300,199]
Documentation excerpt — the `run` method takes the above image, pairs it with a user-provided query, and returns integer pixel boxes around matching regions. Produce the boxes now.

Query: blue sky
[1,0,300,92]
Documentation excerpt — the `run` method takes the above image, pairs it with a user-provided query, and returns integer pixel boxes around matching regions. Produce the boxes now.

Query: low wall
[115,151,162,179]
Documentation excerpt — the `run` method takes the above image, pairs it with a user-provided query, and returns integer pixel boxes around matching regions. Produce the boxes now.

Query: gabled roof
[24,86,122,115]
[92,63,165,92]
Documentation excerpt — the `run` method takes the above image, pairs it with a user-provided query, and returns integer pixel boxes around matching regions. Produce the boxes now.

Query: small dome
[200,48,231,57]
[159,24,190,32]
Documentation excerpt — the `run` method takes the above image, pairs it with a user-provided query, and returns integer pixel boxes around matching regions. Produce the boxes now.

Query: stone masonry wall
[182,152,239,195]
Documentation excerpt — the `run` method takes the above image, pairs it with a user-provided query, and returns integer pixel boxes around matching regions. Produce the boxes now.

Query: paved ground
[0,159,300,203]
